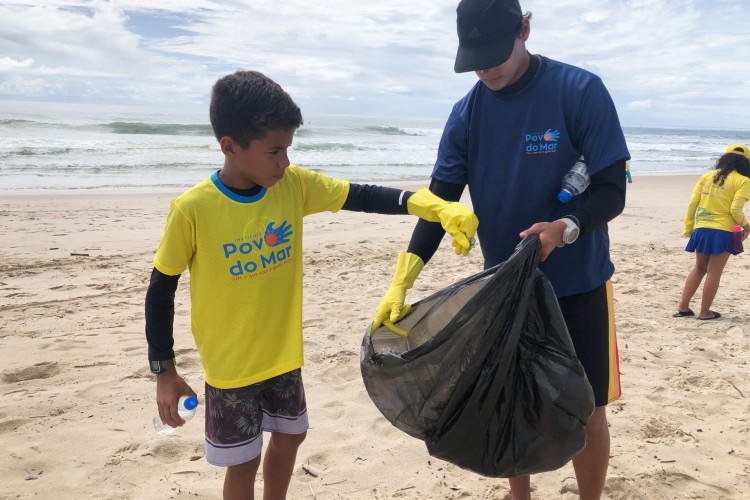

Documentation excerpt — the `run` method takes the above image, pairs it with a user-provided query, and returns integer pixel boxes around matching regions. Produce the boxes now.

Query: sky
[1,0,749,129]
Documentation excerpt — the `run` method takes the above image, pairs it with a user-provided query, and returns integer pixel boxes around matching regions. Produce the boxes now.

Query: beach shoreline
[2,173,750,499]
[0,171,714,198]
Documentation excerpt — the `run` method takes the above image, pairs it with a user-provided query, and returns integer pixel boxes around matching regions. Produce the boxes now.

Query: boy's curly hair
[209,70,303,149]
[713,149,750,186]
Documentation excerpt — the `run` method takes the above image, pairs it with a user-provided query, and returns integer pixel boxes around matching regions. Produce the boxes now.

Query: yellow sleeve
[682,177,704,234]
[153,200,195,276]
[730,177,750,226]
[291,165,350,216]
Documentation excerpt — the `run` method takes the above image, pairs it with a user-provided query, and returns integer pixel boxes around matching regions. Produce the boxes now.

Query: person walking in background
[371,0,630,498]
[674,144,750,321]
[146,70,478,500]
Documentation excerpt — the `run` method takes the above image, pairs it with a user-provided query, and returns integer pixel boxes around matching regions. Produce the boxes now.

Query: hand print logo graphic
[524,128,560,154]
[264,221,293,247]
[543,129,560,142]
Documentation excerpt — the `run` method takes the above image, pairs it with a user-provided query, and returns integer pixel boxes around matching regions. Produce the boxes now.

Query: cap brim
[454,35,516,73]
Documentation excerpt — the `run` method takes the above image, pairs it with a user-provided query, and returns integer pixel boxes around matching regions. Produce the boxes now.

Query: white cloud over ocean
[1,0,749,128]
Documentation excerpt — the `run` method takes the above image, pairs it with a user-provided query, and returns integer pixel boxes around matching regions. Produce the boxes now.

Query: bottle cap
[557,190,572,203]
[183,396,199,410]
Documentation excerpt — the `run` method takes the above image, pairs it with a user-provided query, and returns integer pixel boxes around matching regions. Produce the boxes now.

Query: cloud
[0,0,749,127]
[0,57,34,71]
[629,99,653,110]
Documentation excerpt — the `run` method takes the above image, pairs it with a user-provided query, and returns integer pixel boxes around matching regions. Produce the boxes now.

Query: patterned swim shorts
[204,369,308,466]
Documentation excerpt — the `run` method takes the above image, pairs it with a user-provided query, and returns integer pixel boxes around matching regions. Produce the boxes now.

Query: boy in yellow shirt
[145,70,477,499]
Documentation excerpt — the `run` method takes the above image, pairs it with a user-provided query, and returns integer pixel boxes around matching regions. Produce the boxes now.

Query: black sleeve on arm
[406,178,466,264]
[341,183,413,214]
[567,159,627,234]
[145,267,180,361]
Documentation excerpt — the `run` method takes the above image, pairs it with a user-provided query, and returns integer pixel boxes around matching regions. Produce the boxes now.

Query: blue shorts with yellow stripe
[558,280,621,407]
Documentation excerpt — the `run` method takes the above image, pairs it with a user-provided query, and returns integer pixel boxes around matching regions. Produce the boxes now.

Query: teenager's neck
[498,52,540,96]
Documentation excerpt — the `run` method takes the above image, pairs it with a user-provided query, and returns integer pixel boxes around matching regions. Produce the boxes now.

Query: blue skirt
[685,228,738,255]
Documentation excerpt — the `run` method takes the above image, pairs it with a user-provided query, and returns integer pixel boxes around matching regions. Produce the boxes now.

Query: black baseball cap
[454,0,523,73]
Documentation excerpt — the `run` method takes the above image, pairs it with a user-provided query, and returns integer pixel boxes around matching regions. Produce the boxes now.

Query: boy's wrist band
[150,358,176,374]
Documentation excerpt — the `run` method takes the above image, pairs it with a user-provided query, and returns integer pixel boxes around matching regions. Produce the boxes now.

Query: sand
[1,175,749,499]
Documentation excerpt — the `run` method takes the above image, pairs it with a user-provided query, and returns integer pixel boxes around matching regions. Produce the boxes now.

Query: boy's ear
[219,136,236,156]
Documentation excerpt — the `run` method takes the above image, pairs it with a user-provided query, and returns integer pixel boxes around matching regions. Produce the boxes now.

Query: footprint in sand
[146,440,203,464]
[321,399,345,420]
[641,416,694,444]
[0,418,32,433]
[300,451,329,473]
[653,469,733,497]
[602,475,650,498]
[1,361,61,383]
[86,283,112,290]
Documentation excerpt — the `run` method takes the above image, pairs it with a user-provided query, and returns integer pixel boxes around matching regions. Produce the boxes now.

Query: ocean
[1,100,749,194]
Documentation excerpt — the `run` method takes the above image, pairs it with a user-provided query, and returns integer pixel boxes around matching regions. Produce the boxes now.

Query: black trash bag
[360,235,595,478]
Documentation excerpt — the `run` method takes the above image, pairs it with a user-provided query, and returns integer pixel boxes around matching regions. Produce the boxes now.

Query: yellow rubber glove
[407,188,478,255]
[452,237,478,256]
[371,251,424,337]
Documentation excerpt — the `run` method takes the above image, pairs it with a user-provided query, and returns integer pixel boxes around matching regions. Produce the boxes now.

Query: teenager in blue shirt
[372,0,630,498]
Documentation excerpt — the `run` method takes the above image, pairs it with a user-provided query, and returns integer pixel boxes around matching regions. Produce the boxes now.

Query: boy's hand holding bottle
[155,368,197,430]
[154,395,198,435]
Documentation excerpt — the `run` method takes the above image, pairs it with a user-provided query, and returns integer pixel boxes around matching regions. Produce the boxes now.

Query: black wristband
[149,358,176,374]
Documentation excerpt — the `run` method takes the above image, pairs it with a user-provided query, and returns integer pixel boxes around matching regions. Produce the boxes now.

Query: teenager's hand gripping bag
[360,235,595,477]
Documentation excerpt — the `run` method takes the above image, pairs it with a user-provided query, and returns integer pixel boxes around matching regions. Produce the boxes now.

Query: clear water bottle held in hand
[557,158,590,203]
[153,396,198,435]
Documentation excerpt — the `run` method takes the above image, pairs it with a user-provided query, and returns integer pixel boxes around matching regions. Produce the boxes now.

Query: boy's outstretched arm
[341,182,476,254]
[145,268,196,428]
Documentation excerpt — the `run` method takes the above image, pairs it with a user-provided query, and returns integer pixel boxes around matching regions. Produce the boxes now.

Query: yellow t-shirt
[154,166,349,389]
[684,170,750,232]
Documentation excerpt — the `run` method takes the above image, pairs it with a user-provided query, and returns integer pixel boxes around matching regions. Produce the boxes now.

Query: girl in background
[674,144,750,320]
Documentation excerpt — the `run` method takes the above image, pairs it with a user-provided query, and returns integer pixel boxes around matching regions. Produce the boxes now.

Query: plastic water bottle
[557,158,590,203]
[153,396,198,435]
